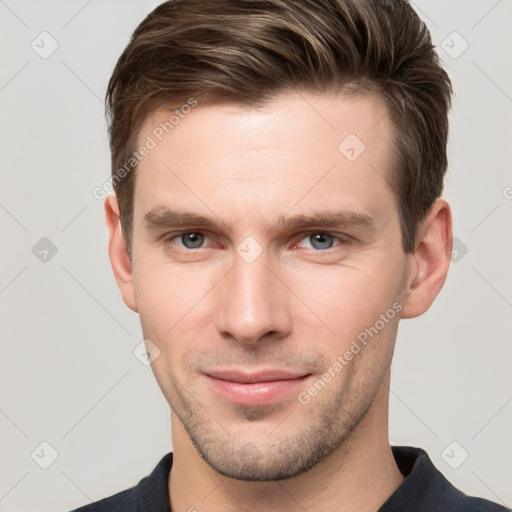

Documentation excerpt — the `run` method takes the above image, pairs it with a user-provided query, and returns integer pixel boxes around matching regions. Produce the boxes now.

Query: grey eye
[309,233,335,250]
[181,232,205,249]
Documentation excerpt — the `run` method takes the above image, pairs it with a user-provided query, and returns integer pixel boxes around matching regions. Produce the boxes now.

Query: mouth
[204,369,312,406]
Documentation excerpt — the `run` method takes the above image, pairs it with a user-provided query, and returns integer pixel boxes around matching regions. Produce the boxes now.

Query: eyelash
[162,231,349,252]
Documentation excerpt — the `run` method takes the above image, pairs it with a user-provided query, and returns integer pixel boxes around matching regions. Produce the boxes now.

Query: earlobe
[104,195,138,312]
[401,199,452,319]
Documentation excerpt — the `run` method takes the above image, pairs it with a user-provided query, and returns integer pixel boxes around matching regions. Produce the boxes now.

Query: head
[105,0,453,481]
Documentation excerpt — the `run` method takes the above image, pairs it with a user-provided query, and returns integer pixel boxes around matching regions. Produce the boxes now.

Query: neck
[168,379,404,512]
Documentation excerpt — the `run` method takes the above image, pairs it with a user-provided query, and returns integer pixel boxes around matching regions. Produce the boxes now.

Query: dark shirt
[71,446,509,511]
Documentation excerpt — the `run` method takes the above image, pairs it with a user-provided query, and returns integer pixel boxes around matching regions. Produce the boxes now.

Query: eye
[171,232,208,249]
[297,233,342,251]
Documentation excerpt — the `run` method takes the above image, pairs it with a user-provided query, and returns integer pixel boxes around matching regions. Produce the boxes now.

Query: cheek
[134,269,171,333]
[133,266,180,343]
[286,257,404,343]
[133,259,219,347]
[133,264,204,394]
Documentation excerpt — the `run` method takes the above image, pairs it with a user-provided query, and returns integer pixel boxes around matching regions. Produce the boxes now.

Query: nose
[213,248,292,345]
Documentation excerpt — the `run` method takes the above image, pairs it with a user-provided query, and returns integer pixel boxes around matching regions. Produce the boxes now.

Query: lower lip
[206,375,310,406]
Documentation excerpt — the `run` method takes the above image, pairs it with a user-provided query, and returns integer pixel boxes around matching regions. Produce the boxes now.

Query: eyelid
[294,231,349,250]
[161,230,350,251]
[162,230,213,248]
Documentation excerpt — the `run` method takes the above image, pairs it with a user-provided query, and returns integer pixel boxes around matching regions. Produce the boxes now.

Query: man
[74,0,509,510]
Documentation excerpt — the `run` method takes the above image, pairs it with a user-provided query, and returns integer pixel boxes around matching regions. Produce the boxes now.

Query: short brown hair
[106,0,452,254]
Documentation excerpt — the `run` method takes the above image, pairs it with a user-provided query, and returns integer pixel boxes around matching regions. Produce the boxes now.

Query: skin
[105,91,452,512]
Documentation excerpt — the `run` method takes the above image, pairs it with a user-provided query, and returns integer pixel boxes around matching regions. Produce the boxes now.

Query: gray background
[1,1,511,511]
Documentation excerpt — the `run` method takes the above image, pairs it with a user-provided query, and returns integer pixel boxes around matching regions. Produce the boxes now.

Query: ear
[401,199,452,319]
[104,194,138,312]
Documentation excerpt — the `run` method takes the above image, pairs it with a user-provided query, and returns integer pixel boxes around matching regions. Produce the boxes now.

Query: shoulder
[382,446,510,512]
[67,452,174,512]
[71,487,137,512]
[426,486,510,511]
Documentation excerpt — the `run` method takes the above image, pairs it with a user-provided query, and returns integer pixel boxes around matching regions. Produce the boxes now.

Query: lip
[204,369,311,406]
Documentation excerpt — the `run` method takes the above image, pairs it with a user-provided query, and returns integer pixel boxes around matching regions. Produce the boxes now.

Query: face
[128,91,410,480]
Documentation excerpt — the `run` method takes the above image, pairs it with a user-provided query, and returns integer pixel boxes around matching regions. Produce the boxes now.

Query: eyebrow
[273,210,374,232]
[144,208,226,231]
[144,207,374,233]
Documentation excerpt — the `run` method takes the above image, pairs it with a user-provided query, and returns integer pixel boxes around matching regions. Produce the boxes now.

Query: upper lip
[205,369,310,384]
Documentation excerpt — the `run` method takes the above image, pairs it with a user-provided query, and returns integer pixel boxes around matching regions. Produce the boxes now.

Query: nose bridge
[214,248,290,344]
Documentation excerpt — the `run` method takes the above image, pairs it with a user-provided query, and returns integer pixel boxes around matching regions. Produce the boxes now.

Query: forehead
[133,91,396,229]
